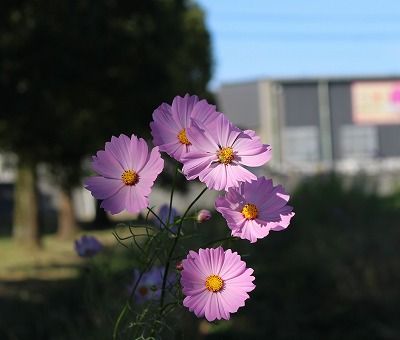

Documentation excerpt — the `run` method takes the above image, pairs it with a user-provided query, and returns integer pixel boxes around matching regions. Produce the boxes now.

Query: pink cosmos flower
[150,94,220,162]
[84,134,164,215]
[215,177,294,243]
[182,114,272,191]
[181,247,255,322]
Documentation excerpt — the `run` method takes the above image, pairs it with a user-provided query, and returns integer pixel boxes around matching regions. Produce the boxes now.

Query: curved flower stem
[112,302,129,340]
[173,215,198,225]
[161,301,179,315]
[147,206,176,235]
[147,206,167,229]
[113,248,158,340]
[167,166,179,226]
[159,186,208,309]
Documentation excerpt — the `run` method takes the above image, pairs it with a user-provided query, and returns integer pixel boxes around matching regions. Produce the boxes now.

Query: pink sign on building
[352,81,400,124]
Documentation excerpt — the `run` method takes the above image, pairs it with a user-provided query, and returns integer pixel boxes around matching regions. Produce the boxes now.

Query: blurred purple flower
[197,209,211,223]
[74,235,103,257]
[128,266,175,304]
[157,204,179,230]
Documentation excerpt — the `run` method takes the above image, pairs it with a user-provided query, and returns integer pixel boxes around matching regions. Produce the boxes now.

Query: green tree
[0,0,212,245]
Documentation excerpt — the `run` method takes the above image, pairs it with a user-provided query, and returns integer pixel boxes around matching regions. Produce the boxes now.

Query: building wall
[329,82,353,160]
[378,125,400,157]
[329,81,400,160]
[218,77,400,173]
[282,82,320,127]
[217,81,260,130]
[280,82,321,166]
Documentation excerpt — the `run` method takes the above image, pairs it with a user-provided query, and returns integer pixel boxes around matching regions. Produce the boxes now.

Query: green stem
[112,302,129,340]
[159,186,208,309]
[147,206,175,235]
[113,251,158,339]
[161,301,179,315]
[167,166,178,226]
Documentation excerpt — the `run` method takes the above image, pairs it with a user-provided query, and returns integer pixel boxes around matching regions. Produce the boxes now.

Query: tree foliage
[0,0,212,187]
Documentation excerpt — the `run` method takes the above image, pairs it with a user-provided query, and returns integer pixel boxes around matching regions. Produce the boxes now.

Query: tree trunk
[12,162,41,248]
[57,188,79,240]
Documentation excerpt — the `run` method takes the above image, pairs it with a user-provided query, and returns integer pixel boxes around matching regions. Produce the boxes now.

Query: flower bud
[175,261,184,271]
[197,209,211,223]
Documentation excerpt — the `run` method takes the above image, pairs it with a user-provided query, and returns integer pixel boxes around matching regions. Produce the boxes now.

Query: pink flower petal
[84,176,123,200]
[105,134,132,170]
[219,250,246,280]
[138,146,164,179]
[270,212,295,231]
[131,136,149,172]
[199,164,228,191]
[100,186,130,214]
[172,94,199,128]
[239,220,269,243]
[191,101,220,125]
[205,293,223,321]
[185,121,219,152]
[225,163,257,189]
[125,186,149,214]
[234,137,272,167]
[92,150,124,179]
[152,103,180,134]
[214,114,241,148]
[182,152,215,180]
[183,290,210,318]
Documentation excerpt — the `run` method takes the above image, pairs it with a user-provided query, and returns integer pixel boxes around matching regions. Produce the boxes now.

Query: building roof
[220,74,400,88]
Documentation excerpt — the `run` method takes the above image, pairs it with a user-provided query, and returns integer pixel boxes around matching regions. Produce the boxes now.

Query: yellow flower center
[241,203,258,220]
[177,128,191,145]
[121,170,139,186]
[217,147,234,164]
[205,274,224,292]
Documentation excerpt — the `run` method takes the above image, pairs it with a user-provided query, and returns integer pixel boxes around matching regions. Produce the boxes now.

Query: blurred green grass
[0,230,136,340]
[0,230,117,281]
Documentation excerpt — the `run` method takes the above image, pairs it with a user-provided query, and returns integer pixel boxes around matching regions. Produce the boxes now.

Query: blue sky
[196,0,400,89]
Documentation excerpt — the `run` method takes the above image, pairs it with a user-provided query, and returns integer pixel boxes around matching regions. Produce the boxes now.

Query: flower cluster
[84,94,294,327]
